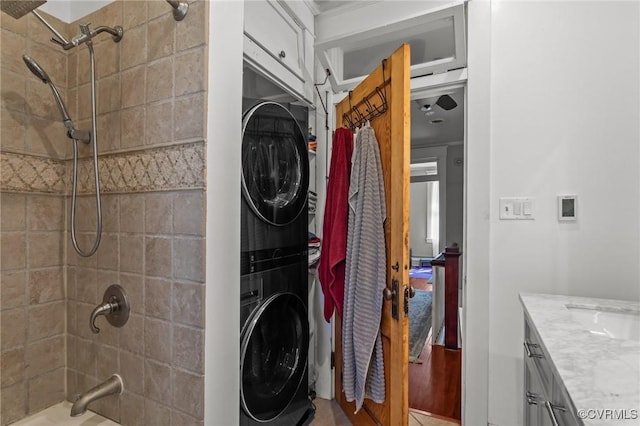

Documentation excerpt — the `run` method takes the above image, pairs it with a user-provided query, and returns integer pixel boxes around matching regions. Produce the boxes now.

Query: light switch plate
[499,197,535,220]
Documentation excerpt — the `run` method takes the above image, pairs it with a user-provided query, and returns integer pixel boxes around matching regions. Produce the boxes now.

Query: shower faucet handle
[90,285,130,333]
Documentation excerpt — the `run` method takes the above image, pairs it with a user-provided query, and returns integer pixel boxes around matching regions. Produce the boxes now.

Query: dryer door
[240,292,309,422]
[241,102,309,226]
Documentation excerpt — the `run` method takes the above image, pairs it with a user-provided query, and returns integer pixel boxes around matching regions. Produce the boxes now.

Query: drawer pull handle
[544,401,567,426]
[524,341,543,358]
[525,391,538,405]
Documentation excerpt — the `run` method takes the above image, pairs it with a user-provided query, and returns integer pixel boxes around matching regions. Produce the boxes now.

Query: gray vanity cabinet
[524,315,581,426]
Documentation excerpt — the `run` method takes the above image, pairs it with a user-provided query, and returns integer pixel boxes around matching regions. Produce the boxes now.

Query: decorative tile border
[1,141,205,194]
[0,152,66,194]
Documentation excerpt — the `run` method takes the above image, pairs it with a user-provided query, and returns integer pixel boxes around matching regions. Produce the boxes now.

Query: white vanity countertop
[520,293,640,425]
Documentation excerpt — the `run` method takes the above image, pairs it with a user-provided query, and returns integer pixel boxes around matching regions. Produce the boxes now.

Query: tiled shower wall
[1,1,207,425]
[1,9,72,424]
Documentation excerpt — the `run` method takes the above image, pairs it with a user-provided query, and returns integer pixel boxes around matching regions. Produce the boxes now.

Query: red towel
[318,128,354,322]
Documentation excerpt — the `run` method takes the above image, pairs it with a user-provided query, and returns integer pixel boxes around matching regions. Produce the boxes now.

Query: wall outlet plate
[558,195,577,221]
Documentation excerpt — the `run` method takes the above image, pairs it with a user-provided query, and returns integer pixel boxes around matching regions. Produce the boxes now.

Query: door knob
[90,285,130,333]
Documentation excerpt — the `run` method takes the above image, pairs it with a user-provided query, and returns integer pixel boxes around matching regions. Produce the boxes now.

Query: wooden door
[334,44,411,426]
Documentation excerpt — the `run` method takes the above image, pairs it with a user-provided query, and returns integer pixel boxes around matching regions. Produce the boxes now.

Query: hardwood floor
[408,278,461,422]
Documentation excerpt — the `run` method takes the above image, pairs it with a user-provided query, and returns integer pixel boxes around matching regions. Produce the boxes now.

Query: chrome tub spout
[70,374,123,417]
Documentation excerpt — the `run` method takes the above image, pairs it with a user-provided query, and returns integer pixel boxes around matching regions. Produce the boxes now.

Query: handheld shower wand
[22,55,90,142]
[23,55,102,257]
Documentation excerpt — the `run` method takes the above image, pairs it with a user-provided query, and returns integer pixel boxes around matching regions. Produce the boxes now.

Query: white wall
[205,1,243,425]
[485,2,640,425]
[410,181,432,257]
[446,144,464,248]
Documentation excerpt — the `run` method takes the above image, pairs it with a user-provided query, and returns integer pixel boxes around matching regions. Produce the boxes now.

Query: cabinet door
[244,0,304,81]
[525,357,548,426]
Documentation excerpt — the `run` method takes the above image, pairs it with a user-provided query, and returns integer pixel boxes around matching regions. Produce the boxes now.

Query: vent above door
[315,3,466,92]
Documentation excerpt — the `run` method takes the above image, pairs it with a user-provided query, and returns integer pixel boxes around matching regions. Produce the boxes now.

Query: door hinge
[330,351,335,369]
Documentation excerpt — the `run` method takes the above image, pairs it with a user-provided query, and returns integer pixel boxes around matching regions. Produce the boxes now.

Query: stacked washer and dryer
[239,99,315,425]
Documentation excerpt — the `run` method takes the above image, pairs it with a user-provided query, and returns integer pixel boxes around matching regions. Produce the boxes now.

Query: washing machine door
[241,102,309,226]
[240,292,309,422]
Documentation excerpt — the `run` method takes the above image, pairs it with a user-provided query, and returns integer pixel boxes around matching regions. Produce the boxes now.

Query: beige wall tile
[96,344,119,380]
[147,14,174,62]
[68,52,78,91]
[175,48,204,97]
[75,338,97,377]
[29,42,67,88]
[97,233,119,271]
[1,270,26,310]
[120,391,144,426]
[172,325,203,374]
[146,57,174,103]
[26,80,59,120]
[75,302,97,340]
[1,109,27,152]
[76,267,98,304]
[26,335,64,378]
[121,66,145,108]
[144,398,170,426]
[95,39,120,80]
[145,101,172,145]
[173,237,203,282]
[29,268,64,304]
[27,367,65,414]
[66,368,78,402]
[102,194,120,233]
[1,193,26,231]
[119,273,144,315]
[172,282,203,327]
[144,359,171,405]
[27,231,62,268]
[1,233,25,270]
[145,193,172,234]
[67,266,77,301]
[120,105,146,149]
[119,194,144,233]
[172,410,203,426]
[25,115,68,159]
[1,69,26,112]
[98,74,121,113]
[176,1,206,52]
[120,313,144,355]
[89,0,123,29]
[1,29,27,74]
[173,190,203,236]
[1,308,25,350]
[28,195,64,231]
[145,236,172,278]
[172,369,203,418]
[77,83,91,120]
[175,93,204,141]
[120,25,147,71]
[145,277,171,320]
[123,1,147,30]
[97,111,122,152]
[1,347,24,387]
[148,0,171,21]
[119,350,143,395]
[120,234,143,274]
[1,382,26,425]
[0,8,27,35]
[27,301,64,342]
[67,299,77,337]
[144,317,171,363]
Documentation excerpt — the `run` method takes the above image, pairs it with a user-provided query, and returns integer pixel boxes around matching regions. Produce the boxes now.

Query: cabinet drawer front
[525,318,553,393]
[244,0,304,80]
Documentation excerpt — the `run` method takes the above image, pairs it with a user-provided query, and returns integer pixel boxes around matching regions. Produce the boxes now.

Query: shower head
[23,54,50,84]
[0,1,46,19]
[23,55,71,123]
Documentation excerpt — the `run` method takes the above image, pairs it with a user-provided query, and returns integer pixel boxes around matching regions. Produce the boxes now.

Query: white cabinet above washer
[244,0,315,105]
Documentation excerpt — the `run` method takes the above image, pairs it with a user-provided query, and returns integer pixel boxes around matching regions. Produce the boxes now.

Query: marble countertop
[520,293,640,425]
